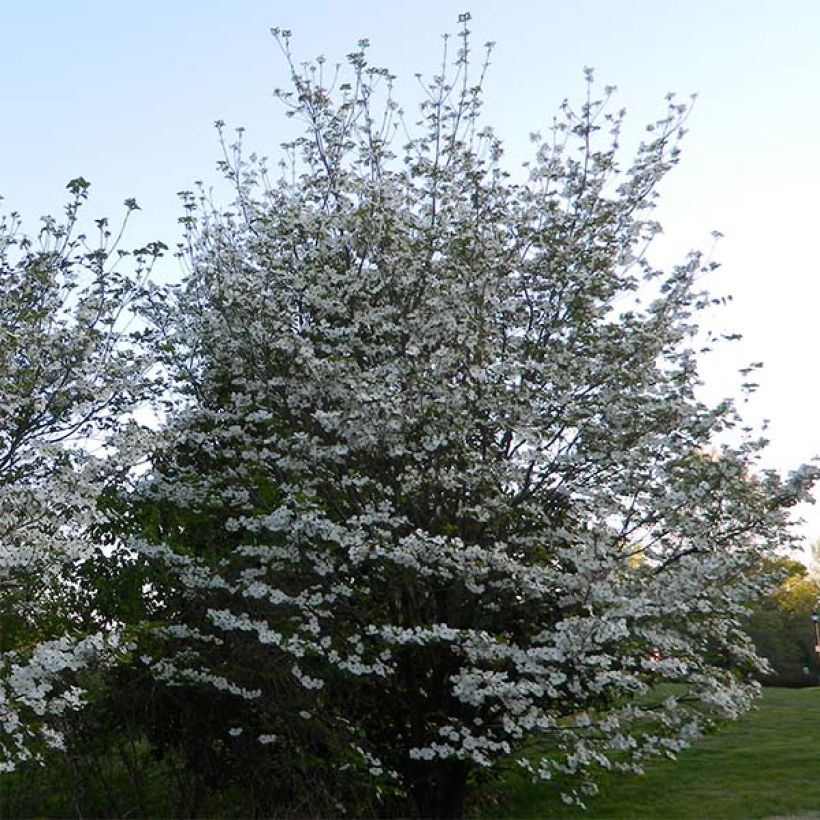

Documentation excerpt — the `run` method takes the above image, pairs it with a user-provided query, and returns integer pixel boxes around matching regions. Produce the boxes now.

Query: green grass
[495,687,820,819]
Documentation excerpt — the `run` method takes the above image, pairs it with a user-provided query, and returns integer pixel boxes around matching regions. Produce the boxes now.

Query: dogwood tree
[0,182,160,772]
[132,21,814,817]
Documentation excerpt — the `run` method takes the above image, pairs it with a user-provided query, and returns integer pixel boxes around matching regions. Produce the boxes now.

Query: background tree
[0,181,162,773]
[744,558,820,686]
[806,537,820,584]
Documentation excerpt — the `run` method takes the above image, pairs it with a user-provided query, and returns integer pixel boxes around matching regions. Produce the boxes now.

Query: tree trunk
[409,759,470,819]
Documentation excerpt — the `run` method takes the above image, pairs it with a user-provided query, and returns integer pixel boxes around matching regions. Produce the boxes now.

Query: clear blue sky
[3,1,820,536]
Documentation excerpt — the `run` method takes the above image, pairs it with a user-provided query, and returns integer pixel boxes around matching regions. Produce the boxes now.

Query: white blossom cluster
[0,187,160,772]
[0,633,112,772]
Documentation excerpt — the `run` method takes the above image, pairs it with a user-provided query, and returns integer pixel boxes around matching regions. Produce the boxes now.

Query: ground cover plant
[0,17,815,818]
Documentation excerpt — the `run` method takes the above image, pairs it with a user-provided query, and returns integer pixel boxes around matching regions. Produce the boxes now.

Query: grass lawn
[494,687,820,819]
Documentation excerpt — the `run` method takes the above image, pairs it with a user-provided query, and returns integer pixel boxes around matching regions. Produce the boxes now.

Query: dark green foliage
[745,559,820,687]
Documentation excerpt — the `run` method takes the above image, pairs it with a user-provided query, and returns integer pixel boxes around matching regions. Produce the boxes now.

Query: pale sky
[3,1,820,540]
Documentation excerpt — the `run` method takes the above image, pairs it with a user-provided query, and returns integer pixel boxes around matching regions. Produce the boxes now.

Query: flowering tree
[0,181,161,773]
[131,21,814,817]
